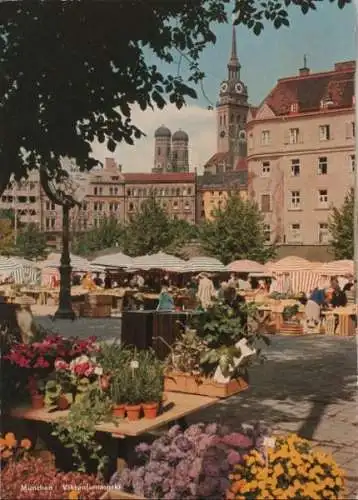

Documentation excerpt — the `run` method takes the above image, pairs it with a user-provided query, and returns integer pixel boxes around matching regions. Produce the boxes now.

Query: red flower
[33,356,50,369]
[54,358,68,371]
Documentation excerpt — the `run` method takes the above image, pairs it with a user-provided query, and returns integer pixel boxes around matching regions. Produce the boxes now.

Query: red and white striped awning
[227,259,267,274]
[314,260,354,276]
[268,256,315,273]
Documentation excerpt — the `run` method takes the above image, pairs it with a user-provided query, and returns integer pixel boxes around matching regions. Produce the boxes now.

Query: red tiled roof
[123,172,195,183]
[264,61,355,116]
[204,152,230,166]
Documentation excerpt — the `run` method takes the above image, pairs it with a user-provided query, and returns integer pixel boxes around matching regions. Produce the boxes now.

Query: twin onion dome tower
[153,26,249,173]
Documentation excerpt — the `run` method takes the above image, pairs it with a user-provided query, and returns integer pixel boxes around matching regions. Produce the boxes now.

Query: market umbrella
[39,253,92,272]
[227,259,267,274]
[91,252,134,269]
[181,256,227,273]
[0,257,40,285]
[314,260,354,276]
[267,256,315,273]
[132,252,185,272]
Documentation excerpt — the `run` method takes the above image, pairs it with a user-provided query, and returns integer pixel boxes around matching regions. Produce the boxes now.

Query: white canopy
[314,259,354,276]
[0,256,40,284]
[91,252,134,269]
[181,256,227,273]
[39,253,92,272]
[132,252,185,272]
[268,256,316,273]
[227,259,267,274]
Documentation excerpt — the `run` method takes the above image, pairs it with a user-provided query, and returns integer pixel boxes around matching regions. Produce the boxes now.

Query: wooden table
[322,307,356,337]
[10,391,217,438]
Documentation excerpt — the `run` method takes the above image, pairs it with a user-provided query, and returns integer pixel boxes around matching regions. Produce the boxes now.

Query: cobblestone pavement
[33,313,357,497]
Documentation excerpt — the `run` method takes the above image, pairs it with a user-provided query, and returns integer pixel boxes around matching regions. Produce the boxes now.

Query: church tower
[171,129,189,172]
[217,26,249,169]
[153,125,172,172]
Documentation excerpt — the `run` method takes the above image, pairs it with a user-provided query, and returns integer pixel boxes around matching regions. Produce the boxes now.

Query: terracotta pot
[142,402,159,419]
[31,394,44,409]
[125,404,141,421]
[112,404,126,418]
[57,394,70,410]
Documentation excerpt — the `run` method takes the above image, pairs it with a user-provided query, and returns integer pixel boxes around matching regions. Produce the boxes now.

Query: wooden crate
[100,490,145,500]
[164,372,249,398]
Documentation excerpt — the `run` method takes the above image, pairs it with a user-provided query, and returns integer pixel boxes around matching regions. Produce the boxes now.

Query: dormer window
[290,103,299,113]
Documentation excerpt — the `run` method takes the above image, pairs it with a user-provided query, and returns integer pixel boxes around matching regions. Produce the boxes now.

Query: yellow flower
[68,491,79,500]
[287,467,296,477]
[297,465,307,476]
[335,476,343,487]
[273,463,285,477]
[4,433,17,449]
[261,490,272,499]
[250,466,258,474]
[323,477,335,489]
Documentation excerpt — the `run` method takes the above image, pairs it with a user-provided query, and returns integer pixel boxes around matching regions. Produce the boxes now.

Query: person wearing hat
[197,272,216,310]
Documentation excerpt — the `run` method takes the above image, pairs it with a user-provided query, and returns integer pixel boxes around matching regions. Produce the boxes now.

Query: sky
[91,2,356,174]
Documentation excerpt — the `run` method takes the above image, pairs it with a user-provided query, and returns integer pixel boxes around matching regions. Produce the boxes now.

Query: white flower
[130,360,139,369]
[94,366,103,376]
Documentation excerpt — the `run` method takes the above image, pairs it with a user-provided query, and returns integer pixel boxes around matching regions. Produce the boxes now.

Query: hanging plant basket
[164,371,249,398]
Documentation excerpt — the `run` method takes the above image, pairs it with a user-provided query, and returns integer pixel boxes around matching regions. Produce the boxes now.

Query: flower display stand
[279,322,304,335]
[164,372,249,398]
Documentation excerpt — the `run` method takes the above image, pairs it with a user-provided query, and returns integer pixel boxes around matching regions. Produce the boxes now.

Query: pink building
[247,61,355,250]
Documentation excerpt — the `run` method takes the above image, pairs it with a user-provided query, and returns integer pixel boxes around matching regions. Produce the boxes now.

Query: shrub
[110,422,265,499]
[227,433,345,499]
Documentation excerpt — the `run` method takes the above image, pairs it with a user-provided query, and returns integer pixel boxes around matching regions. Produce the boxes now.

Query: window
[187,188,192,195]
[176,188,180,196]
[94,203,98,211]
[157,147,161,156]
[99,187,103,195]
[318,157,328,175]
[261,161,270,176]
[289,128,299,144]
[350,154,355,172]
[260,194,271,213]
[113,187,118,195]
[353,122,356,137]
[290,103,298,113]
[45,218,55,230]
[94,187,98,195]
[109,187,113,196]
[46,201,56,210]
[248,133,253,150]
[291,159,300,176]
[263,224,271,242]
[128,202,134,212]
[318,223,329,244]
[319,125,330,141]
[126,189,131,196]
[290,223,302,242]
[261,130,270,145]
[173,200,179,210]
[290,191,301,209]
[184,201,190,211]
[318,189,328,207]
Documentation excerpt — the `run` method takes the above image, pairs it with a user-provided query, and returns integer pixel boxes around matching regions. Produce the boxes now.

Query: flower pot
[31,394,44,409]
[142,402,159,419]
[125,404,141,421]
[57,394,70,410]
[164,372,249,398]
[112,404,126,418]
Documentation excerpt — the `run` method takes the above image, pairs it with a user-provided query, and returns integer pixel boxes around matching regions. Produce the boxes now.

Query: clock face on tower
[220,82,228,93]
[220,130,226,138]
[235,82,244,94]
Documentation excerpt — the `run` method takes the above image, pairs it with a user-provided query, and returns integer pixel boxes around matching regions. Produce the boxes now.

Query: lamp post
[40,160,88,320]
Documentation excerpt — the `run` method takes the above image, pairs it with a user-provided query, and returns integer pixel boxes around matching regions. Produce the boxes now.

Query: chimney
[299,54,310,76]
[334,61,356,72]
[118,164,122,173]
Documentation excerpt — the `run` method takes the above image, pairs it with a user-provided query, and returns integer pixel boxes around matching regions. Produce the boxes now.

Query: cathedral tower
[153,125,171,172]
[217,26,249,168]
[171,129,189,172]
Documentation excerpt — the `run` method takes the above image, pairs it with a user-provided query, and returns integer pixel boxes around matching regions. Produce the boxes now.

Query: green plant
[138,350,164,403]
[164,328,209,376]
[110,371,129,405]
[282,304,299,322]
[52,389,114,475]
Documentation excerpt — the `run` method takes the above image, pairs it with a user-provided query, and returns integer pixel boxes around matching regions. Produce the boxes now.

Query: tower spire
[227,25,240,80]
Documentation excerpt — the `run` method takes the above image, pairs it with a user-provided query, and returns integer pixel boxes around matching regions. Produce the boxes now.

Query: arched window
[157,147,161,156]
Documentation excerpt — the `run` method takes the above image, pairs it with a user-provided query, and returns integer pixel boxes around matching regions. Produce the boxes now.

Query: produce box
[164,372,248,398]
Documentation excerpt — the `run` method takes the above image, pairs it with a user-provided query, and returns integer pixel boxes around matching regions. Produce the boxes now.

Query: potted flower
[281,304,303,335]
[140,352,164,419]
[110,373,128,419]
[125,360,143,421]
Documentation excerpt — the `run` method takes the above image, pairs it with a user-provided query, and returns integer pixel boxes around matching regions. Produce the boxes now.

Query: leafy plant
[328,187,354,259]
[51,389,113,475]
[282,304,299,322]
[165,328,210,376]
[137,349,164,404]
[110,422,266,499]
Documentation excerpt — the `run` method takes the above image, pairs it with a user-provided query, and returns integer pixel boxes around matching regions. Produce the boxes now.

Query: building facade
[247,60,355,247]
[196,169,248,222]
[204,26,249,174]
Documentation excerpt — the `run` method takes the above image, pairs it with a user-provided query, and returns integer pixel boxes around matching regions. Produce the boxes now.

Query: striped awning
[39,253,92,271]
[314,260,354,276]
[227,259,267,273]
[268,256,315,273]
[0,257,41,285]
[181,256,227,273]
[91,252,134,269]
[132,252,185,272]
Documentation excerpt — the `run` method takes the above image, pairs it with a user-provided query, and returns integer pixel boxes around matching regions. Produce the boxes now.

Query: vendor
[104,271,112,289]
[72,272,81,286]
[197,272,216,310]
[93,273,103,287]
[156,284,174,311]
[82,272,96,291]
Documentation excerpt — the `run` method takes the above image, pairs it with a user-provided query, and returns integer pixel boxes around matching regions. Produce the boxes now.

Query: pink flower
[33,356,50,369]
[54,359,68,371]
[84,367,94,377]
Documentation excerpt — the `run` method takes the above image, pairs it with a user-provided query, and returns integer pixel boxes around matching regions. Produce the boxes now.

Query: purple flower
[221,432,253,449]
[227,450,241,465]
[167,425,182,439]
[205,422,219,435]
[173,435,194,453]
[188,457,202,479]
[135,442,151,456]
